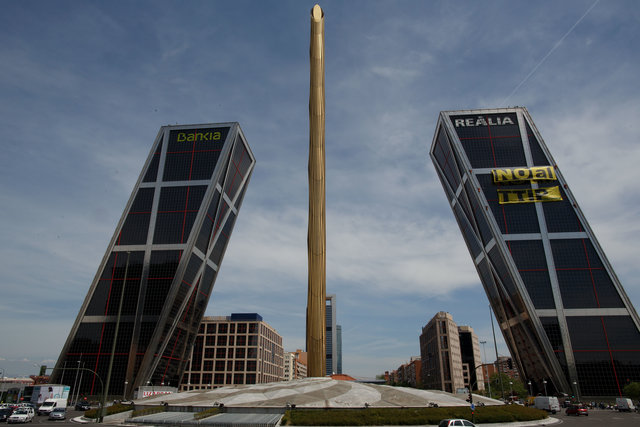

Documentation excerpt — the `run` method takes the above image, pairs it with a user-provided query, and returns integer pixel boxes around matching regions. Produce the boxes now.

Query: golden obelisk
[306,3,326,378]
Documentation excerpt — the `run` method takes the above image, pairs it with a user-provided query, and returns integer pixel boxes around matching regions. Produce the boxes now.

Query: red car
[566,405,588,416]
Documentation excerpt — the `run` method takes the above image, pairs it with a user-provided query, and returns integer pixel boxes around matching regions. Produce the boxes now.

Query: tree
[623,382,640,401]
[484,373,527,400]
[29,375,50,385]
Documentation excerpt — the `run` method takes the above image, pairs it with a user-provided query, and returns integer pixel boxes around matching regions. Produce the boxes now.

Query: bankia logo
[176,130,223,142]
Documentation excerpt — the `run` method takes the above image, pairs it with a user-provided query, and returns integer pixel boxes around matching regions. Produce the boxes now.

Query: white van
[534,396,560,414]
[616,397,636,412]
[37,398,67,416]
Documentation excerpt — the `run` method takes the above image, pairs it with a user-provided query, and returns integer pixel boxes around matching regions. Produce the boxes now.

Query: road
[31,408,94,426]
[548,408,639,427]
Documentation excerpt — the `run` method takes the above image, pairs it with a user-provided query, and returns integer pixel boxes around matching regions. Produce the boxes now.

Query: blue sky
[1,0,639,379]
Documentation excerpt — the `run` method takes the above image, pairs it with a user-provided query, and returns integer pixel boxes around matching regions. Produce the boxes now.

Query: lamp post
[543,380,548,396]
[528,380,532,397]
[72,361,81,404]
[103,251,131,409]
[509,381,513,401]
[123,381,128,400]
[573,381,580,402]
[489,306,505,400]
[0,369,4,402]
[480,340,491,397]
[44,366,105,423]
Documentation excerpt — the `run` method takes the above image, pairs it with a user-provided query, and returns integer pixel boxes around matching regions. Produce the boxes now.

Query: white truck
[37,398,67,416]
[533,396,560,414]
[616,397,636,412]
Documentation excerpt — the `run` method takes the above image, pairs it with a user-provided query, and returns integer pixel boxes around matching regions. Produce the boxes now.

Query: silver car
[7,409,33,424]
[48,407,66,421]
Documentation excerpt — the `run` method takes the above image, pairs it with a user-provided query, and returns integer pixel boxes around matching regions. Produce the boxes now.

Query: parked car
[7,408,33,424]
[566,405,588,416]
[0,408,14,422]
[438,420,477,427]
[75,401,91,411]
[48,408,66,421]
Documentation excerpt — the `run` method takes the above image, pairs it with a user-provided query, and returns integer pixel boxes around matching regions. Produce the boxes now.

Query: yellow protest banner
[492,166,556,184]
[497,186,563,204]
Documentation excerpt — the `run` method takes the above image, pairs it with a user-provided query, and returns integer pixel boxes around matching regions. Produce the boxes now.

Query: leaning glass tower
[51,123,255,398]
[430,107,640,397]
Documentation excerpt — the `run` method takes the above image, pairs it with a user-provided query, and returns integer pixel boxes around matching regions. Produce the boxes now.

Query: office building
[52,123,255,397]
[458,326,485,391]
[496,356,520,379]
[284,349,308,381]
[179,313,283,389]
[392,357,422,388]
[430,107,640,397]
[419,312,465,392]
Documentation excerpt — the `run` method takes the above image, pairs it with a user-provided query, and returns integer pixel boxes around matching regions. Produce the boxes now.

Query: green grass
[130,405,166,418]
[193,407,221,420]
[281,405,547,425]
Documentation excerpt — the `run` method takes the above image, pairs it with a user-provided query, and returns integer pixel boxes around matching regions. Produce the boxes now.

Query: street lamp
[509,381,513,401]
[528,381,532,397]
[123,381,128,400]
[543,380,548,396]
[480,340,491,397]
[573,381,580,402]
[44,366,105,423]
[72,361,81,404]
[103,251,131,412]
[0,369,4,402]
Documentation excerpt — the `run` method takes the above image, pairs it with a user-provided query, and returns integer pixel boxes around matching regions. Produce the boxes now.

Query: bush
[130,405,166,418]
[280,405,547,426]
[84,403,134,419]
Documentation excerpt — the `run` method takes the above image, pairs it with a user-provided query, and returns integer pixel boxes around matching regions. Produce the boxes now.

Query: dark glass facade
[51,123,255,398]
[430,108,640,397]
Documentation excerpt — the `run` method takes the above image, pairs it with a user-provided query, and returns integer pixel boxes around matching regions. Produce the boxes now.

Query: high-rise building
[325,295,342,375]
[430,107,640,397]
[336,324,343,375]
[52,123,255,397]
[179,313,283,389]
[419,312,465,393]
[325,295,341,375]
[458,326,485,391]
